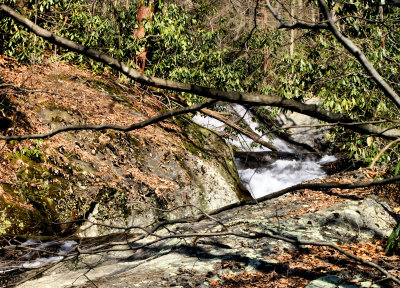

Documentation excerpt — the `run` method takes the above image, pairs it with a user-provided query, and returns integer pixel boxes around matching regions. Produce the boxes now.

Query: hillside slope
[0,56,245,236]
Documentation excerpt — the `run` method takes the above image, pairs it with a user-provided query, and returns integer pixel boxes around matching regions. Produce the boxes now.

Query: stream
[193,104,336,199]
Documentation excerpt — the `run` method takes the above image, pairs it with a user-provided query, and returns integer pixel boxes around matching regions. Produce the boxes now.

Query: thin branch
[202,174,400,220]
[74,227,400,285]
[201,108,280,151]
[3,256,68,288]
[259,119,399,139]
[334,15,400,25]
[370,137,400,170]
[265,0,400,110]
[265,0,328,30]
[0,100,217,141]
[59,175,400,238]
[1,4,400,139]
[77,231,252,254]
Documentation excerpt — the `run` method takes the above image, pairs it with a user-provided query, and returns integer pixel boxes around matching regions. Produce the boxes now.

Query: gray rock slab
[17,196,395,287]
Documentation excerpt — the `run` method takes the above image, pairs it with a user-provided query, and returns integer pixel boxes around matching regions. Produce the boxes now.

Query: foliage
[262,1,400,165]
[0,0,284,103]
[0,0,142,72]
[148,3,283,103]
[21,139,44,162]
[386,222,400,255]
[0,0,399,164]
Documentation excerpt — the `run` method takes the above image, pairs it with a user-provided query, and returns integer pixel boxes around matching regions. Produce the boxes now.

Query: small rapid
[192,104,336,198]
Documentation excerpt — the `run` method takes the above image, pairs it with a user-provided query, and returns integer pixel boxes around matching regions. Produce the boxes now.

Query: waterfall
[192,104,336,198]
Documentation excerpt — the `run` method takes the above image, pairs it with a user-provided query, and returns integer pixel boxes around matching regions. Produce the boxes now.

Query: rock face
[0,58,244,237]
[79,118,246,237]
[16,195,397,288]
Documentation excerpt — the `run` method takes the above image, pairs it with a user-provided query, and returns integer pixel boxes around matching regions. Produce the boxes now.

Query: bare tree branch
[201,108,280,151]
[0,100,217,141]
[1,4,400,140]
[259,119,400,139]
[265,0,328,30]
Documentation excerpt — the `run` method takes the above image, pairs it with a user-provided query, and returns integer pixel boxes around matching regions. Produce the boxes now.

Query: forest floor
[1,56,400,287]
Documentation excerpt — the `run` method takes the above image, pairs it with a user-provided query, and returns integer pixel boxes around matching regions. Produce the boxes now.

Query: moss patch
[86,79,121,95]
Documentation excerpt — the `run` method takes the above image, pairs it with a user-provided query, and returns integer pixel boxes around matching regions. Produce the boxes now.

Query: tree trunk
[290,1,295,57]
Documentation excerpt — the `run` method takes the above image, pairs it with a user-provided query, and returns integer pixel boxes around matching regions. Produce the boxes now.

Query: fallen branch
[201,174,400,220]
[254,230,400,286]
[63,174,400,243]
[6,174,400,285]
[74,226,400,285]
[201,108,279,151]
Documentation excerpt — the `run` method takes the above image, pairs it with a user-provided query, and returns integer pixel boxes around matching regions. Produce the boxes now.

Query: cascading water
[192,104,336,199]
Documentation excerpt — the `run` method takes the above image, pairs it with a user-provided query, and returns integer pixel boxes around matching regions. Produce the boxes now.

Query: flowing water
[0,239,77,273]
[193,104,336,199]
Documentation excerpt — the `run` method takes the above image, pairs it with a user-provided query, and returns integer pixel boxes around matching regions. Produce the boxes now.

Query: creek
[193,104,336,199]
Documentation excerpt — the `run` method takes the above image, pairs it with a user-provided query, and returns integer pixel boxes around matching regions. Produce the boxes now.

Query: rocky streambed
[9,184,398,288]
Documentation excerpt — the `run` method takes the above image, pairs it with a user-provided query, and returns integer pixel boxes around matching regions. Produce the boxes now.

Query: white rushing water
[0,240,78,272]
[192,104,335,199]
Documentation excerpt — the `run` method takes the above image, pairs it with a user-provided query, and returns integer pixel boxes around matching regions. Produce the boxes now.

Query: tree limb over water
[1,4,400,286]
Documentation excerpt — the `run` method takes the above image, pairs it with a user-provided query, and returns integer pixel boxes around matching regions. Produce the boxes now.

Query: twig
[73,228,400,285]
[3,256,68,287]
[61,174,400,245]
[201,108,280,151]
[253,230,400,285]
